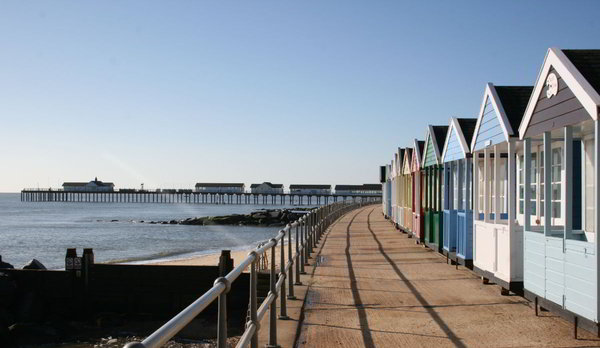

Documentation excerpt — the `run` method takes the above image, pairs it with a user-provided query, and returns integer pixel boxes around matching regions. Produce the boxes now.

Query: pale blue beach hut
[519,48,600,328]
[441,118,477,265]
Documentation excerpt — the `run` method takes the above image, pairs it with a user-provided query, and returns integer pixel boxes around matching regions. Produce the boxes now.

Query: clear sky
[1,1,599,192]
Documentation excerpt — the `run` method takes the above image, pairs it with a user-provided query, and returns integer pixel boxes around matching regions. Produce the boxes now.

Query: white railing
[123,200,370,348]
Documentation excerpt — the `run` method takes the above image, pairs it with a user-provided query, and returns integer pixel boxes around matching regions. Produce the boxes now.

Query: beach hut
[402,147,414,234]
[395,148,406,229]
[380,165,387,216]
[412,139,425,242]
[519,48,600,327]
[384,163,392,218]
[441,118,477,265]
[471,83,533,294]
[391,153,399,225]
[422,125,449,252]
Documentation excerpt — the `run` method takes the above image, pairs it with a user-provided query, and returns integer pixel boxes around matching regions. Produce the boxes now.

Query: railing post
[249,253,258,348]
[306,212,312,260]
[268,239,279,347]
[288,224,296,297]
[215,277,231,348]
[279,234,288,319]
[302,213,312,266]
[296,221,305,279]
[300,218,307,273]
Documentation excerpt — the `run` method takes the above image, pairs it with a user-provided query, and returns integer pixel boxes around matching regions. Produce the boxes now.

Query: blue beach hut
[519,48,600,328]
[441,118,477,265]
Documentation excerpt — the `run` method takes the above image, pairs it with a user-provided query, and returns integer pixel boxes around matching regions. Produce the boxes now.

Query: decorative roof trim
[519,47,600,139]
[470,83,513,151]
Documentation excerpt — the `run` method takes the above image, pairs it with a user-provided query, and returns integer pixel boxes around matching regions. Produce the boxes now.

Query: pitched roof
[195,183,245,187]
[417,140,425,155]
[456,118,478,148]
[494,86,534,133]
[431,126,449,153]
[63,180,114,187]
[289,184,331,189]
[250,182,283,188]
[398,147,405,166]
[563,49,600,94]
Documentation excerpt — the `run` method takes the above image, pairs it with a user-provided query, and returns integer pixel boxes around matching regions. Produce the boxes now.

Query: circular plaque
[546,73,558,98]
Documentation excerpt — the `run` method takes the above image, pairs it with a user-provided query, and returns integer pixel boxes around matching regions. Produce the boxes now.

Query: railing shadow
[365,208,467,348]
[345,209,376,348]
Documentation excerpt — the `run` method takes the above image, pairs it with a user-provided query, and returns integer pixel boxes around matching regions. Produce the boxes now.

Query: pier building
[62,177,114,192]
[250,182,284,194]
[289,184,331,195]
[194,183,245,193]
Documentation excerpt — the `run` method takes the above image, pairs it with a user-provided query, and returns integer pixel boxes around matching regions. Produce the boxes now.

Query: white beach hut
[471,83,533,294]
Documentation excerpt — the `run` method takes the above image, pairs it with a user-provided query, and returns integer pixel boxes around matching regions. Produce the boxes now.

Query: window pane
[519,186,524,200]
[552,202,561,219]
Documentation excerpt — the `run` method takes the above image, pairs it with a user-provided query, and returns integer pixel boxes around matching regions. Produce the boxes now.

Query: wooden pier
[20,189,381,205]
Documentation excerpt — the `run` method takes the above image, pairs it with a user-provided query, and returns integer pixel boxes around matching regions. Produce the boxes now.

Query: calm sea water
[0,193,298,269]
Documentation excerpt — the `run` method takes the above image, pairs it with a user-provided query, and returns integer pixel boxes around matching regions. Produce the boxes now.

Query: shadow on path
[365,208,467,348]
[345,209,376,348]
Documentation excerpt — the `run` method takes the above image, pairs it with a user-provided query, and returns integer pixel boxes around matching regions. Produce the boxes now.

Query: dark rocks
[0,256,13,270]
[166,208,313,227]
[22,259,46,270]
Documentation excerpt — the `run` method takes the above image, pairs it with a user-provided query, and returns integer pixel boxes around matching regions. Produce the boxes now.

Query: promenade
[295,205,600,347]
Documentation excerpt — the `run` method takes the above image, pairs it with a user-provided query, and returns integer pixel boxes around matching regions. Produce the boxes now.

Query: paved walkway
[296,205,600,348]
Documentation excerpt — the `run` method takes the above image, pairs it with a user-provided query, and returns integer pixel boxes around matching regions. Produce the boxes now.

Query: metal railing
[123,200,369,348]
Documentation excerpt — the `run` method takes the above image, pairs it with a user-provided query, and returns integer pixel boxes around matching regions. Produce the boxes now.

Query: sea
[0,193,301,270]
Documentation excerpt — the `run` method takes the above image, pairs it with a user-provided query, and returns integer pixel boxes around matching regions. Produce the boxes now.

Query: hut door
[493,228,498,272]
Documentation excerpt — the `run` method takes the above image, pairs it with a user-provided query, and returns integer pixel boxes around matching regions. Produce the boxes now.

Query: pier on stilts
[20,189,381,205]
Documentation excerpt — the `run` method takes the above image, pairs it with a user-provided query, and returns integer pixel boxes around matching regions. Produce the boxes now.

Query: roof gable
[519,47,600,139]
[472,84,533,151]
[411,139,424,172]
[422,125,448,167]
[403,148,413,174]
[442,118,476,163]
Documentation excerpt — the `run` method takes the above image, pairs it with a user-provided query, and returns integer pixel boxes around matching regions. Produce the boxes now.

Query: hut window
[478,160,485,215]
[519,156,524,214]
[518,153,538,218]
[551,148,562,219]
[488,159,495,215]
[499,159,508,214]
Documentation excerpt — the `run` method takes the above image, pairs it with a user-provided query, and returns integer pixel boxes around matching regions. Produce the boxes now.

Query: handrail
[123,198,379,348]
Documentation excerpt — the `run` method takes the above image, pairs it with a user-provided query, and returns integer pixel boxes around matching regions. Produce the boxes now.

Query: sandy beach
[151,241,288,271]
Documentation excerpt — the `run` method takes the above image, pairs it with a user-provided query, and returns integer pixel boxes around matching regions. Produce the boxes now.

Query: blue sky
[1,1,599,192]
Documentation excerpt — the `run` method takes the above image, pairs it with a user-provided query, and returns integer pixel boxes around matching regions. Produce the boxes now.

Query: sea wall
[0,251,265,346]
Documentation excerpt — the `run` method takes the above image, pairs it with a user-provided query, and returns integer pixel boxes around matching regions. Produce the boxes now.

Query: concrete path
[296,205,600,348]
